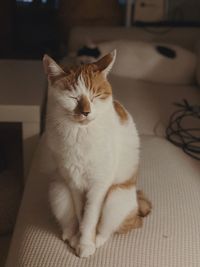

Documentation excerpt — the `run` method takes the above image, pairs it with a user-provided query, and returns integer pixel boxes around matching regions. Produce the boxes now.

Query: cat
[43,51,151,258]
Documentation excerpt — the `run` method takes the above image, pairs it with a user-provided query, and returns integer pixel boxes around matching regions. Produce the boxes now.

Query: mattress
[5,27,200,267]
[5,133,200,267]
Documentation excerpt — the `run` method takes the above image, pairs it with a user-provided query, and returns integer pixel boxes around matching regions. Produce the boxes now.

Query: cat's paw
[69,232,80,249]
[61,220,78,242]
[62,229,74,242]
[95,234,108,248]
[76,242,96,258]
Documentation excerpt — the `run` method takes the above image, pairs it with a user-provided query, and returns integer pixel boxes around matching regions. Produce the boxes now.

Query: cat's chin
[79,120,90,125]
[79,118,95,125]
[71,117,94,125]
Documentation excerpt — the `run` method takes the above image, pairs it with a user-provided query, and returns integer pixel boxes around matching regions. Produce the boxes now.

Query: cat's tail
[137,190,152,217]
[116,190,152,234]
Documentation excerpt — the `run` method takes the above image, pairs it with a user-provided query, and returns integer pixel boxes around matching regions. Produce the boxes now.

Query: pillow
[76,40,197,85]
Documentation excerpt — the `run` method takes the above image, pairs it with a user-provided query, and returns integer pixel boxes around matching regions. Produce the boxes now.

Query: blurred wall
[0,1,13,53]
[168,0,200,21]
[58,0,124,43]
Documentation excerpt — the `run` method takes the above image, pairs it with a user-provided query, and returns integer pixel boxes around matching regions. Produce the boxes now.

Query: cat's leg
[67,186,85,249]
[69,186,84,224]
[49,178,78,242]
[76,183,109,258]
[96,184,139,248]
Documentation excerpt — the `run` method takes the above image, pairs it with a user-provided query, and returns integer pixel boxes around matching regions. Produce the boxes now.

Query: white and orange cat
[43,51,151,258]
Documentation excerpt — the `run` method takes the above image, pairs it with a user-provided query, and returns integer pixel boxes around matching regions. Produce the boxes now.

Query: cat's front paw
[69,232,80,249]
[62,229,74,242]
[76,242,96,258]
[61,220,78,242]
[95,234,108,248]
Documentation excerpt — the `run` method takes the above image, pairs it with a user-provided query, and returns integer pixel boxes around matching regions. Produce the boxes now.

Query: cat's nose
[82,111,90,117]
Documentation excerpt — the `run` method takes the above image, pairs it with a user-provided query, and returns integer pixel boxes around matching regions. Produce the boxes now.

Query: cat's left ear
[94,50,116,77]
[43,54,65,81]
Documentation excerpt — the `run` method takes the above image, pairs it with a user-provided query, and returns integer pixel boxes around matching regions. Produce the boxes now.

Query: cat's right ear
[94,50,116,77]
[43,54,65,82]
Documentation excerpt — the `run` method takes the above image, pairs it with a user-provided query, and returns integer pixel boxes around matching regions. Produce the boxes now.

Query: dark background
[0,0,123,60]
[0,0,200,60]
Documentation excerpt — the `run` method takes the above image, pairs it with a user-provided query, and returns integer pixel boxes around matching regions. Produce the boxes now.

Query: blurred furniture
[5,27,200,267]
[0,123,23,267]
[0,0,60,59]
[0,1,14,56]
[127,0,200,26]
[0,59,46,179]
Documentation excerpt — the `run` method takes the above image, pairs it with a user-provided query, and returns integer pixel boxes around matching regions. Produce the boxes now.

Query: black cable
[166,99,200,160]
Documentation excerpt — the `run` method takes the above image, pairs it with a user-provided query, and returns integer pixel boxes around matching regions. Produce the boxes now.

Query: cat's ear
[94,50,116,77]
[43,54,65,81]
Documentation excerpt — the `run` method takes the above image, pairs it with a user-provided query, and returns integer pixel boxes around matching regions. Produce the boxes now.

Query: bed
[5,26,200,267]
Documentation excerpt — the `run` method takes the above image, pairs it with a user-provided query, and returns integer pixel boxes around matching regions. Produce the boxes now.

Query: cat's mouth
[72,114,94,125]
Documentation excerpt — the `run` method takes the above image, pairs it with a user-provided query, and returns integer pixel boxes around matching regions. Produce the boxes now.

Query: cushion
[6,136,200,267]
[68,27,200,52]
[76,40,197,85]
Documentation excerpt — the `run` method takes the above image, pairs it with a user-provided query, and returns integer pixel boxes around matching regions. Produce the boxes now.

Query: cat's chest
[48,120,116,189]
[60,127,92,161]
[65,144,88,189]
[58,126,109,186]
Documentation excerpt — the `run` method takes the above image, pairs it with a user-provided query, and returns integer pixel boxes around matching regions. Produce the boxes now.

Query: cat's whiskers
[64,111,80,117]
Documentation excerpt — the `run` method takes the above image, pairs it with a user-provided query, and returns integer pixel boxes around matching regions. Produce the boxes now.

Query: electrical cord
[166,99,200,160]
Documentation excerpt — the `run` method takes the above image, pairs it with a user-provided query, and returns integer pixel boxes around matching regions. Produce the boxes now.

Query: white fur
[96,186,138,248]
[49,177,78,241]
[46,58,139,257]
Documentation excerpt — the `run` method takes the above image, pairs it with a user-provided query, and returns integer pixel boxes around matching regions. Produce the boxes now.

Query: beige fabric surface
[110,75,200,136]
[6,135,200,267]
[5,26,200,267]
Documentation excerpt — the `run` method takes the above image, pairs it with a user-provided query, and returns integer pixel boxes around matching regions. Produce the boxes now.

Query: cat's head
[43,51,116,125]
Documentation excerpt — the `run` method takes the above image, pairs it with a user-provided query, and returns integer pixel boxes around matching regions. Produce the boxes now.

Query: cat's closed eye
[94,93,111,101]
[94,94,102,99]
[91,94,102,102]
[69,96,78,101]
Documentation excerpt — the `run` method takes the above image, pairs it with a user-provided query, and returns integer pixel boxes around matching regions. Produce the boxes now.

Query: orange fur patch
[113,100,128,124]
[116,190,152,234]
[82,65,112,99]
[53,63,112,99]
[137,190,152,217]
[53,66,80,90]
[107,176,137,197]
[50,72,67,85]
[98,175,138,234]
[117,210,143,234]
